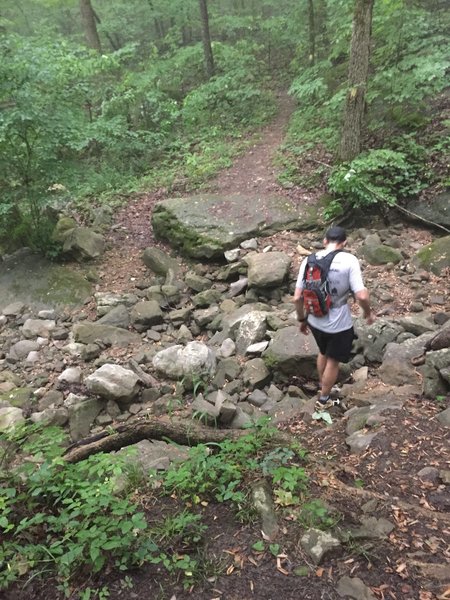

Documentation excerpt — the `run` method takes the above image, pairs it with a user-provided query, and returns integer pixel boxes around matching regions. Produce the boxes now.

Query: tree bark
[308,0,316,65]
[199,0,215,79]
[338,0,374,162]
[80,0,102,53]
[64,415,292,463]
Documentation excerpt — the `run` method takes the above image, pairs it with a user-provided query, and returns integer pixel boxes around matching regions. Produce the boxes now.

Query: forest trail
[206,91,296,196]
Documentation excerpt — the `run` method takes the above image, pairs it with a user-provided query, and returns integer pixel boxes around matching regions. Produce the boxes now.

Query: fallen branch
[394,203,450,235]
[63,414,293,463]
[128,359,159,387]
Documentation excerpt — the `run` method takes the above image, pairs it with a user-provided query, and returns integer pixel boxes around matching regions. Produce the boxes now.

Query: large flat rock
[152,195,316,258]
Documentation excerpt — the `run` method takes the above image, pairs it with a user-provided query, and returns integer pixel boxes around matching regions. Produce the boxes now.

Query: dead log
[63,414,293,463]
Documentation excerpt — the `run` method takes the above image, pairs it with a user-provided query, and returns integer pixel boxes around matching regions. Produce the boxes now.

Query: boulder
[414,235,450,275]
[142,247,180,276]
[73,323,140,347]
[130,301,164,331]
[0,406,25,431]
[422,348,450,398]
[152,195,313,258]
[7,340,40,362]
[242,358,271,389]
[300,528,342,564]
[85,364,140,403]
[22,319,56,339]
[235,311,268,355]
[355,319,404,363]
[62,226,105,260]
[97,305,130,329]
[362,241,403,265]
[152,341,216,380]
[378,331,436,386]
[95,292,138,316]
[263,326,319,377]
[407,192,450,229]
[244,252,291,288]
[68,398,103,441]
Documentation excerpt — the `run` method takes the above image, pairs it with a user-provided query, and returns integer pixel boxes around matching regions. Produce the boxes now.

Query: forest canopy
[0,0,449,253]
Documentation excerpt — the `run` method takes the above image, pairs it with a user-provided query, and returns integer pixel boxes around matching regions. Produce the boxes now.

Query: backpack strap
[303,250,342,283]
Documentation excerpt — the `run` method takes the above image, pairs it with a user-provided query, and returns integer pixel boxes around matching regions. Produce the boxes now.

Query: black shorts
[309,324,355,363]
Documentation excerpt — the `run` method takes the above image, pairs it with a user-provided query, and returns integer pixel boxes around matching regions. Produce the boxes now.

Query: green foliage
[325,148,427,218]
[0,424,157,589]
[298,499,341,530]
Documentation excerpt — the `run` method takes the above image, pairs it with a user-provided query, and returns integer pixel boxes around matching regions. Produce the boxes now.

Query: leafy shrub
[182,72,275,130]
[0,424,156,589]
[326,148,426,217]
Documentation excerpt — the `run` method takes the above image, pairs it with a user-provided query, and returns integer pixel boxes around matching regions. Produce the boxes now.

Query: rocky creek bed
[1,206,450,599]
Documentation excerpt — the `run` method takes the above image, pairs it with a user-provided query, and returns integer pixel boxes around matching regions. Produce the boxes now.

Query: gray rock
[394,314,437,336]
[362,243,403,265]
[97,305,130,329]
[246,341,269,354]
[417,467,440,483]
[30,407,69,427]
[241,238,258,250]
[193,306,220,327]
[267,396,308,423]
[2,301,26,317]
[219,338,236,358]
[235,311,268,355]
[85,364,140,403]
[192,289,221,308]
[263,326,318,377]
[58,367,83,385]
[130,301,164,331]
[252,480,278,540]
[229,277,249,297]
[230,406,253,429]
[38,390,64,411]
[242,358,270,389]
[191,394,219,425]
[345,430,379,454]
[422,348,450,397]
[7,340,40,362]
[437,407,450,427]
[73,323,141,347]
[337,576,377,600]
[300,528,342,564]
[142,247,180,276]
[184,272,211,292]
[355,318,403,363]
[378,331,436,386]
[248,389,268,407]
[0,406,25,431]
[152,341,216,380]
[245,252,291,288]
[118,439,189,474]
[224,248,240,262]
[38,309,56,319]
[151,194,314,258]
[407,192,450,229]
[95,292,138,316]
[175,324,193,343]
[350,516,395,540]
[22,319,56,339]
[62,226,105,260]
[414,235,450,275]
[68,398,103,441]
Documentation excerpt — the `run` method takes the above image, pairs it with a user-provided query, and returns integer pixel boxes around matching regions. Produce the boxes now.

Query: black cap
[325,226,347,242]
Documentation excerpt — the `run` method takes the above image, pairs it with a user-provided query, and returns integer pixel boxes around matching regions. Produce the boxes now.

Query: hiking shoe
[315,397,335,412]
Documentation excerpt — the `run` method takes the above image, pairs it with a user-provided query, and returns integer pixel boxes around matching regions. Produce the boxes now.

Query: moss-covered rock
[152,195,317,258]
[414,235,450,275]
[362,244,403,265]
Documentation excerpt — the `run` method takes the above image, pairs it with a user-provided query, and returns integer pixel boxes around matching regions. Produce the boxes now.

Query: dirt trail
[206,92,296,196]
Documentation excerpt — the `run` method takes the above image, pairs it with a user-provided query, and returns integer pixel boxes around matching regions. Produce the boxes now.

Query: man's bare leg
[317,353,327,389]
[320,358,340,398]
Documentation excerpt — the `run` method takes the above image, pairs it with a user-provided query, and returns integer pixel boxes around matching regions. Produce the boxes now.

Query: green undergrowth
[0,419,332,598]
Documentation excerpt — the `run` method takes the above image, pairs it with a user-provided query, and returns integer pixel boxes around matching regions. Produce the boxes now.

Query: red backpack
[302,250,342,317]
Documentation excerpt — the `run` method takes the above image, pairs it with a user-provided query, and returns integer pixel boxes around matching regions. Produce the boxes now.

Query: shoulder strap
[315,249,342,281]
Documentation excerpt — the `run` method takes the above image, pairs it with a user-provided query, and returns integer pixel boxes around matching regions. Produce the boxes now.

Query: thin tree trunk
[339,0,374,162]
[80,0,102,53]
[308,0,316,65]
[199,0,215,79]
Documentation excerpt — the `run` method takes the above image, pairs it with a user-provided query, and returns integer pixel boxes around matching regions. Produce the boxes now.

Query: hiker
[294,226,375,411]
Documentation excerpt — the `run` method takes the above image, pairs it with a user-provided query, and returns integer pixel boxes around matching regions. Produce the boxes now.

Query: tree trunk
[80,0,102,53]
[308,0,316,65]
[199,0,215,79]
[338,0,374,162]
[63,415,292,463]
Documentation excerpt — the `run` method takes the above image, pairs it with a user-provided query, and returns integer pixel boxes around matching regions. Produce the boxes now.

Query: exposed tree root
[63,414,292,463]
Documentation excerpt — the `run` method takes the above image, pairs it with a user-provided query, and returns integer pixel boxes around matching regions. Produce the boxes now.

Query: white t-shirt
[295,249,365,333]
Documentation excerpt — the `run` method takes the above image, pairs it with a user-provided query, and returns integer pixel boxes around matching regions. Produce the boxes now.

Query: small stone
[240,238,258,250]
[337,576,377,599]
[417,467,440,483]
[300,528,341,564]
[224,249,240,262]
[58,367,83,384]
[410,301,424,312]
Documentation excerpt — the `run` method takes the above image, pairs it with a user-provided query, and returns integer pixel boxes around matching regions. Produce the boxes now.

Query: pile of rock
[0,227,449,456]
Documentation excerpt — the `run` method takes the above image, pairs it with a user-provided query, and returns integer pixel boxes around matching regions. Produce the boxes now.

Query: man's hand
[299,321,309,335]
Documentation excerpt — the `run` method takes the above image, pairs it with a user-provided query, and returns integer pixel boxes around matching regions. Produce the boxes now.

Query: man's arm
[354,288,375,324]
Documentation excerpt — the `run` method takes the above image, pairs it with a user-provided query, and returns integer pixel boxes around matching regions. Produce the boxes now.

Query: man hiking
[293,226,375,411]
